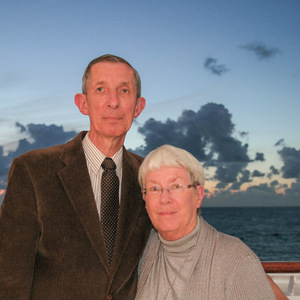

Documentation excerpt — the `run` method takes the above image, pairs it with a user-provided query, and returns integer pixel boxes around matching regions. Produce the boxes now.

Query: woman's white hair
[138,145,205,189]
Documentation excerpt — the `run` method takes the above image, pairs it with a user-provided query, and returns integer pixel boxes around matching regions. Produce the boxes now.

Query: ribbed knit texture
[136,216,275,300]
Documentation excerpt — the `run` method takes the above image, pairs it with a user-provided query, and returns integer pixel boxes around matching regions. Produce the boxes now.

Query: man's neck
[88,132,125,157]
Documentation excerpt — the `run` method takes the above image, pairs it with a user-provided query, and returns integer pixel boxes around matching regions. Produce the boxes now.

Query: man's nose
[107,90,119,108]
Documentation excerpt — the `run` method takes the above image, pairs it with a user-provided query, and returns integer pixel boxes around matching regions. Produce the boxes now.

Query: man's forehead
[90,61,134,76]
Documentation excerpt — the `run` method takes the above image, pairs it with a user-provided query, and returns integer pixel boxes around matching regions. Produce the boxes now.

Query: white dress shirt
[82,133,123,218]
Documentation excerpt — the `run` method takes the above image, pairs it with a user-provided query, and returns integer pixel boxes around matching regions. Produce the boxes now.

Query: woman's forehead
[145,166,189,182]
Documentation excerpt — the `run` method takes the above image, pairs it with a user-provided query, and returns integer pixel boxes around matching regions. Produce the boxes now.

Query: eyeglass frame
[142,183,198,197]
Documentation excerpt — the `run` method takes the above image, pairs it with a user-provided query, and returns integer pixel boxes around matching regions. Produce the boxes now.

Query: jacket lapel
[57,132,109,273]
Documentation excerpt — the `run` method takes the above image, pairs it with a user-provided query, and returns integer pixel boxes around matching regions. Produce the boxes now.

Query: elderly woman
[136,145,277,300]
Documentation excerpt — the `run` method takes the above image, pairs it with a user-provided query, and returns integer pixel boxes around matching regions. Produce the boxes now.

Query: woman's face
[143,166,204,241]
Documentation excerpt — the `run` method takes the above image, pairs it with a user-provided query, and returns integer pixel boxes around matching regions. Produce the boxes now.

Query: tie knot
[102,157,116,171]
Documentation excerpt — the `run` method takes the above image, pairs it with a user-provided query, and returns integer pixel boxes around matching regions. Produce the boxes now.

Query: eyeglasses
[142,183,197,198]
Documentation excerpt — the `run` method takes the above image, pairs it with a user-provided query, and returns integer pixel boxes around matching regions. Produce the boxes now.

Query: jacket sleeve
[0,157,39,299]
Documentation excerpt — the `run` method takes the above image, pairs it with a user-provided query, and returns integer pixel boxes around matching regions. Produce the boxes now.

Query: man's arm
[0,157,39,298]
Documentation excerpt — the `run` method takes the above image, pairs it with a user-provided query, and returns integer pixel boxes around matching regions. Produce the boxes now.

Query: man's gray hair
[81,54,141,99]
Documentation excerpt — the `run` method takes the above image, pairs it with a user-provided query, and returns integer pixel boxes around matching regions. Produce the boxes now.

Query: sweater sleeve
[225,241,276,300]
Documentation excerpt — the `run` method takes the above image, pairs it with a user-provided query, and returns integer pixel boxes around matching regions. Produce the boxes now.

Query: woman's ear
[196,185,205,208]
[74,93,89,115]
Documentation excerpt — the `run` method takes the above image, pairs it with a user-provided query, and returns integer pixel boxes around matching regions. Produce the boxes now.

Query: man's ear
[133,97,146,118]
[196,185,205,208]
[74,93,89,115]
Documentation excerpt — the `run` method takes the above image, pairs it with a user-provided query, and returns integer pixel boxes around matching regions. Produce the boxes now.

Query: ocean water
[201,207,300,262]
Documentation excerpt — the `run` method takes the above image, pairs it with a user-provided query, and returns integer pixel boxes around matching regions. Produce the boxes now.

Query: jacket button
[107,294,113,300]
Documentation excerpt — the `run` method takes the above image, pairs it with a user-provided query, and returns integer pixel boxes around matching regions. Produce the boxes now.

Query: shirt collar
[82,132,123,177]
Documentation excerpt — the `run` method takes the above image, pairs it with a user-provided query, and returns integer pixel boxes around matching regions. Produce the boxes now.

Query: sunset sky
[1,0,299,206]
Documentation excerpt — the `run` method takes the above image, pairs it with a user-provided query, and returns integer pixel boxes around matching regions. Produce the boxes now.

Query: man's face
[75,62,145,143]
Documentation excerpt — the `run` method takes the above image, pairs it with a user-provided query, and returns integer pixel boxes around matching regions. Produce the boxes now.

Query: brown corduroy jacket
[0,131,151,300]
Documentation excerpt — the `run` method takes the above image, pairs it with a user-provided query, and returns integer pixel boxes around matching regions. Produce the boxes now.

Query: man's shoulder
[14,131,85,163]
[123,148,144,165]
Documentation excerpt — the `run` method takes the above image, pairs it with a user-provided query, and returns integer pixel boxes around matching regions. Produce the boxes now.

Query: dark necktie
[101,157,120,266]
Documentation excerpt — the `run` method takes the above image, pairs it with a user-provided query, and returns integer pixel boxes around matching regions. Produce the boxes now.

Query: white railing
[263,262,300,300]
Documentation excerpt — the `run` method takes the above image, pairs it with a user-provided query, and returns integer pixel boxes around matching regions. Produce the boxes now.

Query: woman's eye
[172,184,181,190]
[150,186,160,192]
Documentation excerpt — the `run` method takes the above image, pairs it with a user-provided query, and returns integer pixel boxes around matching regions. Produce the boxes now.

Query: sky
[1,0,300,206]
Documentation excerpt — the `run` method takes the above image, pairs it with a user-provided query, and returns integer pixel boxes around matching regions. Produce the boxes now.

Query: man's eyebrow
[94,81,106,85]
[119,81,131,86]
[94,81,131,86]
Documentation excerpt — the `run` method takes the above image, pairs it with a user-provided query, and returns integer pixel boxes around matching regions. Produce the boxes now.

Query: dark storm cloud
[285,178,300,198]
[270,165,280,175]
[0,123,77,189]
[203,57,229,76]
[0,145,13,189]
[252,170,265,177]
[267,165,280,179]
[215,163,243,184]
[15,122,26,133]
[240,42,281,59]
[214,162,250,190]
[255,152,265,161]
[12,123,77,159]
[270,180,279,187]
[239,131,249,138]
[240,169,251,183]
[133,102,250,188]
[278,147,300,178]
[275,138,285,146]
[134,102,249,161]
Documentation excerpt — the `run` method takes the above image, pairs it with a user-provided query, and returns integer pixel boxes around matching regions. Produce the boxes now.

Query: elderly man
[0,54,152,299]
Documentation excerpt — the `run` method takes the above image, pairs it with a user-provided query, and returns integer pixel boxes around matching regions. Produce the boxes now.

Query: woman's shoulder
[199,216,258,262]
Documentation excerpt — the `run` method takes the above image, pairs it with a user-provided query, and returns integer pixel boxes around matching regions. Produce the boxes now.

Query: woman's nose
[159,189,172,204]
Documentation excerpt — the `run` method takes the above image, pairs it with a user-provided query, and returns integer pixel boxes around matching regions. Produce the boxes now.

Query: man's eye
[121,88,129,93]
[97,87,104,92]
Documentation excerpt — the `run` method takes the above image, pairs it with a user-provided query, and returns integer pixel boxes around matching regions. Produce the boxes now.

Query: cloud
[275,138,285,147]
[239,131,249,138]
[252,170,265,177]
[215,162,247,185]
[255,152,265,161]
[15,122,26,133]
[270,180,279,187]
[240,42,281,59]
[204,57,229,76]
[11,123,77,159]
[278,147,300,178]
[133,102,251,188]
[0,123,77,189]
[267,165,280,179]
[204,181,299,207]
[0,146,11,180]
